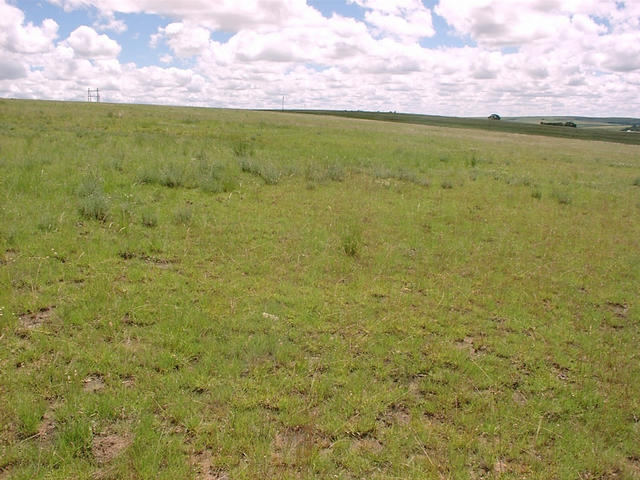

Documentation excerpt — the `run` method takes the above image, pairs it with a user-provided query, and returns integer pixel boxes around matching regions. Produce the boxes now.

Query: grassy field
[286,110,640,145]
[1,99,639,479]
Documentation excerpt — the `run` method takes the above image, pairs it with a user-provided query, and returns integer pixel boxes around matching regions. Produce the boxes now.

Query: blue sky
[1,0,639,116]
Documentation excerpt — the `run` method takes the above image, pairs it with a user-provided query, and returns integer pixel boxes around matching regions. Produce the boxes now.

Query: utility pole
[87,88,100,102]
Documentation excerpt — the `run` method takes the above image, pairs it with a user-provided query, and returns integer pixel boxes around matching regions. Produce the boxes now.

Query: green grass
[1,98,639,479]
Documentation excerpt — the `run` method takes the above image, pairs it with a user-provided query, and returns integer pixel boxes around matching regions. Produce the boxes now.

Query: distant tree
[488,113,501,120]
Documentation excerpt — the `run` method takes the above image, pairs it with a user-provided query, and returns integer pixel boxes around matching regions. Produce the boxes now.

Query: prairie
[0,99,639,479]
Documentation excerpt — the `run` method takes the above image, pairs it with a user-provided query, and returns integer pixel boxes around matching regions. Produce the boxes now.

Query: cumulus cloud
[0,58,27,80]
[0,0,58,54]
[151,22,211,57]
[1,1,639,116]
[64,26,121,58]
[93,12,127,34]
[350,0,435,41]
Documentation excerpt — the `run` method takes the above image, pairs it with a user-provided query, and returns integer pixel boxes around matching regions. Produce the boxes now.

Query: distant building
[488,114,501,120]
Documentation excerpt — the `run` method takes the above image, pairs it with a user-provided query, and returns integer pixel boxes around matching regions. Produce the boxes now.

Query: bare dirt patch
[378,403,411,426]
[190,450,229,480]
[37,408,56,441]
[454,336,486,357]
[93,431,132,464]
[83,374,106,392]
[19,306,55,329]
[606,302,629,318]
[272,426,326,466]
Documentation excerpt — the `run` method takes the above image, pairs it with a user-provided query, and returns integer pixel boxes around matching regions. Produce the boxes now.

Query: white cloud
[151,22,211,57]
[0,58,26,80]
[0,0,58,54]
[1,1,639,116]
[94,12,127,34]
[350,0,435,41]
[64,26,121,59]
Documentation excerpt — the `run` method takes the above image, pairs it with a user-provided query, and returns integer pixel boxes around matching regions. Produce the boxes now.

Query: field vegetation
[0,99,639,479]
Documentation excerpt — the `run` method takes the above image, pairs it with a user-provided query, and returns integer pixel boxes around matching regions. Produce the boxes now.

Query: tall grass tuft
[341,223,363,257]
[239,158,281,185]
[77,173,109,221]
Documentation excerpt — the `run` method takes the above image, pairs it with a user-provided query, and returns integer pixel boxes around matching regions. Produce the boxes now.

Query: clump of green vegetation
[36,214,57,232]
[340,223,363,257]
[14,394,46,438]
[441,180,453,189]
[77,173,109,221]
[372,166,429,186]
[141,208,158,227]
[531,189,542,199]
[305,163,346,183]
[231,138,254,158]
[552,188,572,205]
[173,205,193,225]
[159,162,184,188]
[197,157,236,193]
[56,417,93,459]
[633,177,640,186]
[239,158,281,185]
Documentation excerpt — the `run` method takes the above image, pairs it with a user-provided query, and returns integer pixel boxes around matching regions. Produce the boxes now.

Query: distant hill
[504,116,640,129]
[284,110,640,145]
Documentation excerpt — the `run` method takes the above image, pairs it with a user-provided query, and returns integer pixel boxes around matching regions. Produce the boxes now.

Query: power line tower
[87,88,100,102]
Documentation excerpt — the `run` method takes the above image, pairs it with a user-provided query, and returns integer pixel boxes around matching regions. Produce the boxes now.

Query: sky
[1,0,639,117]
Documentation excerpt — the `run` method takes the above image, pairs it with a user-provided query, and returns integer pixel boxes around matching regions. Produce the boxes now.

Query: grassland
[0,99,639,479]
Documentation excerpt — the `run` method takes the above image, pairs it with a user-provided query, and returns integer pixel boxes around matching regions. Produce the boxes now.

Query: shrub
[441,180,453,189]
[633,177,640,187]
[531,189,542,199]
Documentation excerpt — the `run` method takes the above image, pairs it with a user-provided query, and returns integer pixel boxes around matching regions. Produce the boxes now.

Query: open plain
[0,99,639,479]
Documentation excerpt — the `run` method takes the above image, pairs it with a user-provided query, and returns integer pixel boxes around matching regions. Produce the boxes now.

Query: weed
[633,177,640,186]
[531,189,542,199]
[441,180,453,189]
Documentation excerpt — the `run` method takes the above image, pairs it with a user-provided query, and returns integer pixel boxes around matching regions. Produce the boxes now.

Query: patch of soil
[454,336,486,357]
[352,437,384,454]
[190,450,229,480]
[83,374,106,392]
[378,403,411,426]
[37,409,56,441]
[272,426,326,466]
[19,306,55,329]
[93,431,132,464]
[512,391,528,406]
[606,302,629,318]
